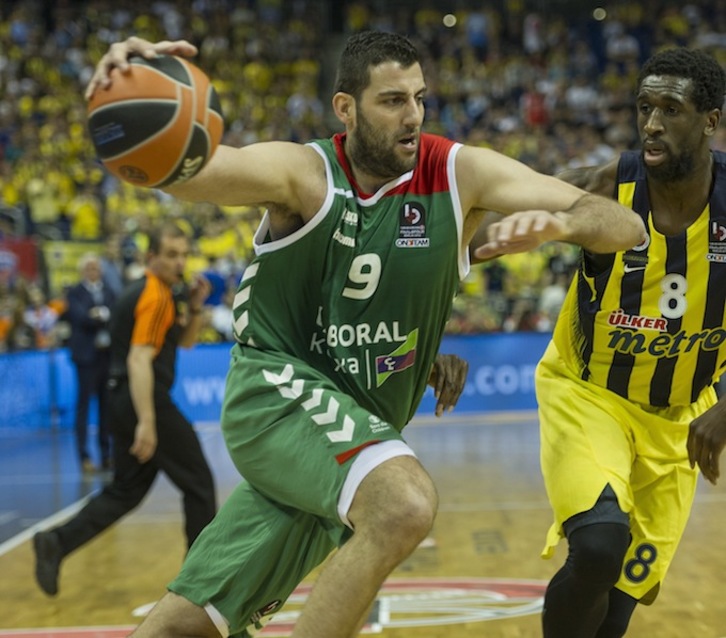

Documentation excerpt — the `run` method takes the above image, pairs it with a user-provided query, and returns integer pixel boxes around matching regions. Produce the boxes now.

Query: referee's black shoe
[33,531,62,596]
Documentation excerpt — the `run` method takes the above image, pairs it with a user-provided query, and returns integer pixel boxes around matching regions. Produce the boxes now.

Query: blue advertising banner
[416,333,550,415]
[0,333,552,430]
[0,348,79,431]
[0,349,55,430]
[172,344,233,422]
[170,334,552,422]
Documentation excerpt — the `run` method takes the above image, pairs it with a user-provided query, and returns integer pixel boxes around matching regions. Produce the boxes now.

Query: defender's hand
[687,405,726,485]
[429,354,469,417]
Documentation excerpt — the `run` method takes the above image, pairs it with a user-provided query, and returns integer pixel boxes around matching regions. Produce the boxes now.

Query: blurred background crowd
[0,0,724,352]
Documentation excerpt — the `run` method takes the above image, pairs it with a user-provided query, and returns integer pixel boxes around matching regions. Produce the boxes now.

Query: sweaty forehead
[366,61,425,94]
[638,75,693,100]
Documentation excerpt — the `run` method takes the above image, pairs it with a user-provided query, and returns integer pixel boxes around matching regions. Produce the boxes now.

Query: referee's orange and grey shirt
[108,270,183,390]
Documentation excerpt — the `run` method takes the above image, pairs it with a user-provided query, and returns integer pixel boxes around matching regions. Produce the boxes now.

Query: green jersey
[173,132,471,637]
[232,132,468,428]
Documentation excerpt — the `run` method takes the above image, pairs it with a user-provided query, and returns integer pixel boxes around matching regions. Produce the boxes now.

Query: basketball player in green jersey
[86,32,645,638]
[479,49,724,637]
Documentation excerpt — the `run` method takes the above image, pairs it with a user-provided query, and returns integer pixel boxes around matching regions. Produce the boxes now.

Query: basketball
[87,55,224,188]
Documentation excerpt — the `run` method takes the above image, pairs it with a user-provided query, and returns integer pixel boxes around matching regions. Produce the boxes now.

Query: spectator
[64,252,117,473]
[100,234,127,299]
[21,284,59,349]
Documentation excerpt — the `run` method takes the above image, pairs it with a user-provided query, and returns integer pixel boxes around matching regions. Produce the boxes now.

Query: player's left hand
[474,210,569,260]
[687,404,726,485]
[428,354,469,417]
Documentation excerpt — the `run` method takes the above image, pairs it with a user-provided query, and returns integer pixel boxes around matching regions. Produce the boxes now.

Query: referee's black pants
[54,379,217,557]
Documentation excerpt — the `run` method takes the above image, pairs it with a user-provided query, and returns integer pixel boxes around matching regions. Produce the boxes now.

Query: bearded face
[347,104,419,182]
[642,146,695,182]
[637,75,708,183]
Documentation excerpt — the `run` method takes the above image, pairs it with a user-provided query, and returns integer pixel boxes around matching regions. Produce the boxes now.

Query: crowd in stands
[0,0,724,352]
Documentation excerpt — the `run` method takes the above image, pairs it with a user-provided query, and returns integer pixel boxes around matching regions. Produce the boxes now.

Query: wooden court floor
[0,413,725,637]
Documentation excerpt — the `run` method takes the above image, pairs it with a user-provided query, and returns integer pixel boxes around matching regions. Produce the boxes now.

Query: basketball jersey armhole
[445,142,470,281]
[252,143,337,255]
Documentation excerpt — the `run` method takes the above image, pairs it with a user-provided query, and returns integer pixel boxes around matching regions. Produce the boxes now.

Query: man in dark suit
[65,252,117,473]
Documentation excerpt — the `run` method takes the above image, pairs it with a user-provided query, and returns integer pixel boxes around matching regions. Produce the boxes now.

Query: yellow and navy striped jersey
[553,150,726,407]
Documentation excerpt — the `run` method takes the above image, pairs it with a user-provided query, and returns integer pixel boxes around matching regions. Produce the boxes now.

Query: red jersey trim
[336,440,381,465]
[332,132,456,199]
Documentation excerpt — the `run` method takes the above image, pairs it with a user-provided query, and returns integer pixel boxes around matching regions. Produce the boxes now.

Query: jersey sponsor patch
[396,237,430,248]
[708,219,726,261]
[397,202,428,248]
[375,329,418,386]
[621,233,650,268]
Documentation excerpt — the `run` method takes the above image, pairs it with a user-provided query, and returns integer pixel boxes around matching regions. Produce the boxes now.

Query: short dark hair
[147,221,188,254]
[334,31,421,99]
[637,48,726,112]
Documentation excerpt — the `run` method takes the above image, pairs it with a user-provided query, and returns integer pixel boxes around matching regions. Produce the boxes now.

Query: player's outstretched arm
[161,141,325,211]
[456,147,645,259]
[84,36,326,213]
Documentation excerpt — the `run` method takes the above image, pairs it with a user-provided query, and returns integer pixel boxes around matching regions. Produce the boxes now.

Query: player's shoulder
[407,134,460,193]
[420,133,457,157]
[415,133,459,174]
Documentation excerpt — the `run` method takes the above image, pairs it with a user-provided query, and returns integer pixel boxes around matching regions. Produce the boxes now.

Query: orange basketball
[87,55,224,188]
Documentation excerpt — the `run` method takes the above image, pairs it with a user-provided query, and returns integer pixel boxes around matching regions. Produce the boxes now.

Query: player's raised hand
[85,37,199,99]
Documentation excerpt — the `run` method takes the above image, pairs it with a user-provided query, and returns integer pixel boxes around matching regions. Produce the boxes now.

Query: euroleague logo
[255,577,546,635]
[397,202,429,248]
[7,580,546,638]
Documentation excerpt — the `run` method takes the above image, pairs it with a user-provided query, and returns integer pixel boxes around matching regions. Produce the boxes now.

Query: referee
[33,221,217,596]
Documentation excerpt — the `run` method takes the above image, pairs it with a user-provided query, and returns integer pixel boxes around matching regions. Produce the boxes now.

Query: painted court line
[0,495,91,557]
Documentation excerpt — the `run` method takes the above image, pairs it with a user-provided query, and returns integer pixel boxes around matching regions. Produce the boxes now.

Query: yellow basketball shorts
[536,342,714,603]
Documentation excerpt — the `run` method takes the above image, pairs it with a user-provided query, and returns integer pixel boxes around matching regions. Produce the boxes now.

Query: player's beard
[348,108,418,183]
[643,146,695,182]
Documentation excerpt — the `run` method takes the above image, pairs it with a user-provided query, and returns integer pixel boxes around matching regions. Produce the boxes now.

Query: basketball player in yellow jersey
[518,48,726,637]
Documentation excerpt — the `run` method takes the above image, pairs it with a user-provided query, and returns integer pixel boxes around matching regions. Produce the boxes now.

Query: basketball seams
[128,56,194,90]
[186,66,213,158]
[145,61,196,187]
[205,84,224,148]
[87,54,223,187]
[157,83,197,186]
[90,98,180,109]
